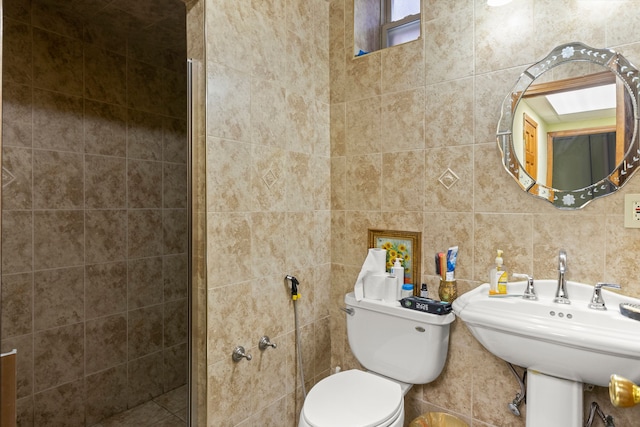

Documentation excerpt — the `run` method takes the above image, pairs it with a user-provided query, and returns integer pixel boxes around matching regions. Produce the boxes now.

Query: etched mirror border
[497,42,640,209]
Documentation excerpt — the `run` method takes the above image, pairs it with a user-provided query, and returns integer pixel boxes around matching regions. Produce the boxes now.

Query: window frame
[380,0,421,49]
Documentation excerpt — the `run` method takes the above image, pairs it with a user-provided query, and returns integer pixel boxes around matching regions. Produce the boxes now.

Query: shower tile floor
[91,385,187,427]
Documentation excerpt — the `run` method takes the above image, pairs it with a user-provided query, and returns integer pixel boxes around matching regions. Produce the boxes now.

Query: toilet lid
[302,370,403,427]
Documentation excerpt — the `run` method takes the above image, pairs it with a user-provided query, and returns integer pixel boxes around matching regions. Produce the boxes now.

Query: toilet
[298,292,455,427]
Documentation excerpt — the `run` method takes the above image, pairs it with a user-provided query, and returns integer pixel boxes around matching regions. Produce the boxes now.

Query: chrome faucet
[554,249,570,304]
[588,283,621,310]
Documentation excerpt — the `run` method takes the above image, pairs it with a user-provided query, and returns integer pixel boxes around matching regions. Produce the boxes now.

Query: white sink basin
[452,280,640,386]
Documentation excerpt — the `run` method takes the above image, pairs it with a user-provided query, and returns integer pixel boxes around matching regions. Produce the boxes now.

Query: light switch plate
[624,194,640,228]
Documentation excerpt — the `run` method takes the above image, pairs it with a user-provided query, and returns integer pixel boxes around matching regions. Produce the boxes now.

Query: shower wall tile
[128,257,164,309]
[163,209,188,254]
[33,266,84,331]
[1,3,188,424]
[163,117,188,164]
[128,305,164,359]
[33,210,84,270]
[33,379,85,427]
[85,262,128,320]
[84,100,127,157]
[128,159,164,208]
[0,273,33,338]
[163,298,188,347]
[85,314,127,374]
[2,82,33,148]
[1,210,33,274]
[206,63,251,142]
[3,19,32,85]
[128,209,164,258]
[85,155,127,208]
[16,397,34,427]
[84,45,127,105]
[163,163,188,209]
[32,89,84,152]
[127,59,166,115]
[2,146,33,210]
[128,110,164,161]
[163,254,188,302]
[164,342,188,391]
[33,150,84,209]
[85,364,128,426]
[34,322,84,392]
[32,28,83,96]
[128,351,164,407]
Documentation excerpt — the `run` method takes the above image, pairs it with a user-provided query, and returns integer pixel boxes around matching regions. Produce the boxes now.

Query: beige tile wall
[329,0,640,426]
[202,0,331,425]
[0,1,188,425]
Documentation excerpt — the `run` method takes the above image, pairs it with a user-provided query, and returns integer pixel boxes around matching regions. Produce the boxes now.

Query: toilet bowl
[298,370,404,427]
[298,292,455,427]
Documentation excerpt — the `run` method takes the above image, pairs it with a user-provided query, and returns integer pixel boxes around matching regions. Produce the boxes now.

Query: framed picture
[368,229,421,287]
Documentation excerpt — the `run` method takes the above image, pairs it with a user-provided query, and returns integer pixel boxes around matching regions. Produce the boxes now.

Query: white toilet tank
[345,292,455,384]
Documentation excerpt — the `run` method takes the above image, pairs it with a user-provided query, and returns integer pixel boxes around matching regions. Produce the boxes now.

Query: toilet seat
[300,369,403,427]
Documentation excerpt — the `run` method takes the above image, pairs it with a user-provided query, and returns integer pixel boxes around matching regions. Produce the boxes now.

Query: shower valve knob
[232,346,252,362]
[259,336,277,350]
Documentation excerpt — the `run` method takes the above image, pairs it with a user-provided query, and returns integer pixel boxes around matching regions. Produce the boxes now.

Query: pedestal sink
[452,280,640,427]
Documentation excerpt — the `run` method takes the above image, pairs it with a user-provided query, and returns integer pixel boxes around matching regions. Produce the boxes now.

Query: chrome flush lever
[340,307,355,316]
[259,336,277,350]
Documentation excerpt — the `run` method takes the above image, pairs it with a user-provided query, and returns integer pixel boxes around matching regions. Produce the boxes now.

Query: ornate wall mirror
[497,42,640,209]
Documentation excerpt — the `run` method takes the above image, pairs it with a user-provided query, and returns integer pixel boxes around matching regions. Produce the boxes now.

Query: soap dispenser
[391,257,404,299]
[496,250,508,294]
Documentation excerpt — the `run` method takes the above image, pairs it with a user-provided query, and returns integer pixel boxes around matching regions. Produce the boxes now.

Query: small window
[354,0,421,56]
[382,0,421,49]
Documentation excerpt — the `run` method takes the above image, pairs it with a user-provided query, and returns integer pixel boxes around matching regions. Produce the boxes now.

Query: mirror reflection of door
[523,113,538,180]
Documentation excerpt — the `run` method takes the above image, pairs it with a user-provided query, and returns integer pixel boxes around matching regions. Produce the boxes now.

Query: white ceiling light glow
[487,0,513,6]
[545,84,616,115]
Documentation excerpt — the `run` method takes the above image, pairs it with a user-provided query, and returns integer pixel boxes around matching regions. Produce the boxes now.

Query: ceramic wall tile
[33,150,83,209]
[85,365,128,425]
[33,379,85,427]
[127,209,163,258]
[424,145,473,212]
[381,88,425,152]
[2,146,33,210]
[206,63,251,142]
[33,323,84,392]
[84,45,127,105]
[33,210,84,270]
[250,144,286,212]
[3,19,32,85]
[206,137,253,213]
[84,100,127,157]
[85,262,128,320]
[127,110,164,161]
[164,298,188,347]
[345,154,381,211]
[424,78,473,149]
[2,82,33,148]
[128,257,164,309]
[1,273,33,339]
[423,5,474,84]
[32,89,84,153]
[85,155,126,209]
[33,267,84,331]
[382,150,425,212]
[2,211,33,274]
[345,96,381,155]
[32,28,83,96]
[128,305,164,359]
[1,3,189,424]
[85,314,127,374]
[127,352,164,407]
[251,79,288,147]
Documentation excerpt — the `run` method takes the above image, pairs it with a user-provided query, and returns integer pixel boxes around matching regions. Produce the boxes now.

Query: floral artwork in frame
[368,229,421,288]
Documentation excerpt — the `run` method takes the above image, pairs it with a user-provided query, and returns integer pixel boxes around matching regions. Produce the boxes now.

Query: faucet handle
[589,283,621,310]
[513,273,537,300]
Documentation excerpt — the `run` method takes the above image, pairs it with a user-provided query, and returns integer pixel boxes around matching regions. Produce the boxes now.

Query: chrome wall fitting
[258,336,277,351]
[232,346,252,362]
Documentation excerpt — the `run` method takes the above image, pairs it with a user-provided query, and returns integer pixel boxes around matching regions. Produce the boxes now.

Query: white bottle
[391,257,404,299]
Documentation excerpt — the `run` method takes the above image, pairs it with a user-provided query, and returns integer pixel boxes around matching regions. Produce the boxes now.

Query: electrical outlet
[624,194,640,228]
